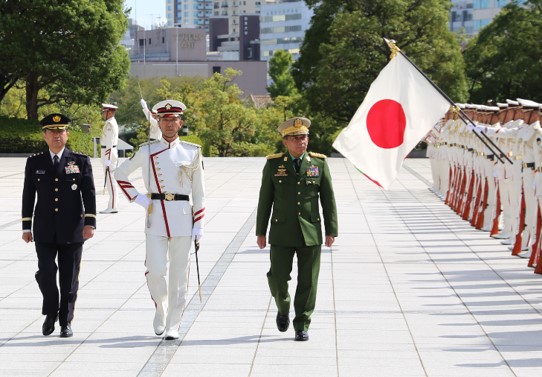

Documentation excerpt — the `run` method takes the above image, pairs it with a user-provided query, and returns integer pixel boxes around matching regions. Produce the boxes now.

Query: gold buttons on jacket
[54,178,58,182]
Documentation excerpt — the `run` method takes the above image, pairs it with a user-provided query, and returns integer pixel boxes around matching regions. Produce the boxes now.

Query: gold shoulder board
[266,152,284,160]
[309,152,327,159]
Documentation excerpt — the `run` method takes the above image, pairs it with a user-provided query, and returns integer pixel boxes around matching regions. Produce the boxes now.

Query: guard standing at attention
[21,113,97,338]
[100,103,119,213]
[115,100,205,340]
[256,117,338,341]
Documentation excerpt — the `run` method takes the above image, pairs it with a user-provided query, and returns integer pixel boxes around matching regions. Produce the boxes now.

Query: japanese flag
[332,53,450,189]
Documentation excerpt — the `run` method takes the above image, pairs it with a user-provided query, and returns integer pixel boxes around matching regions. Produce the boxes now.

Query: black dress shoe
[60,324,73,338]
[295,330,309,341]
[276,312,290,332]
[42,314,57,336]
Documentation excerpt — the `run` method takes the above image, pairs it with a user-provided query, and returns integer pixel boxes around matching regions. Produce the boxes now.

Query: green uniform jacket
[256,152,338,247]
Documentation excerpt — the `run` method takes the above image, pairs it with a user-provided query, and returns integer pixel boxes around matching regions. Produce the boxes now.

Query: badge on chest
[65,161,80,174]
[274,164,288,177]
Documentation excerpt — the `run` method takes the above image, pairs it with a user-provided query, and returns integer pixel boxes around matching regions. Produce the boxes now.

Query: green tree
[464,0,542,103]
[267,50,299,99]
[0,0,130,120]
[294,0,468,125]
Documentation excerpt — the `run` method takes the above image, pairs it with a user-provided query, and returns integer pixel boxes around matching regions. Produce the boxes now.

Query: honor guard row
[427,98,542,274]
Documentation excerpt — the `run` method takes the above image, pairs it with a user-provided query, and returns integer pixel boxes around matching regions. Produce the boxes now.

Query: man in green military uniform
[256,116,338,341]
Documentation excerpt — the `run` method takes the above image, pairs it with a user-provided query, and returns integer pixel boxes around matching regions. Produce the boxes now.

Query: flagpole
[383,39,512,165]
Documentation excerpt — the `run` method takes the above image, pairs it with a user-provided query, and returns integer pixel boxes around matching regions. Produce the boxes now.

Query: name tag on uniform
[65,161,80,174]
[35,170,46,174]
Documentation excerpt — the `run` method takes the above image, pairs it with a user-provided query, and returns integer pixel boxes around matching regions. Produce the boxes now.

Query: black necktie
[53,155,59,167]
[294,158,301,173]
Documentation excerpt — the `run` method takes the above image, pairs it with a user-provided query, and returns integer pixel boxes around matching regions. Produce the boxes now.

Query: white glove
[134,194,151,210]
[192,228,204,241]
[466,123,475,131]
[140,99,148,111]
[105,160,112,167]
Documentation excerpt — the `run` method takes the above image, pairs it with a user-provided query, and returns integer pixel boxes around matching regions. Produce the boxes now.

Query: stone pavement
[1,156,541,377]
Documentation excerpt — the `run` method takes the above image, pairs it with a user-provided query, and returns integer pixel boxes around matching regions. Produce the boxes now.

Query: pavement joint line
[403,164,433,187]
[354,162,430,377]
[394,169,519,376]
[0,219,20,230]
[137,207,257,377]
[248,296,274,376]
[329,245,340,377]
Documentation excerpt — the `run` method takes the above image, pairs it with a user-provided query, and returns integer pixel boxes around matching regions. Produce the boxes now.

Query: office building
[450,0,528,36]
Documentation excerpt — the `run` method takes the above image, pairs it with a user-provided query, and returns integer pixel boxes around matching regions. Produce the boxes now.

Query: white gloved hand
[140,99,148,110]
[105,160,112,167]
[192,228,204,241]
[134,194,151,210]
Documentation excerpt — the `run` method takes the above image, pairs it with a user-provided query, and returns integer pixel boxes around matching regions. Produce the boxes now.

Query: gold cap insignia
[53,115,61,123]
[294,118,303,127]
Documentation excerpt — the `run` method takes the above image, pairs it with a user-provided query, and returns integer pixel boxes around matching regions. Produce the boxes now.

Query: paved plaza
[1,156,541,377]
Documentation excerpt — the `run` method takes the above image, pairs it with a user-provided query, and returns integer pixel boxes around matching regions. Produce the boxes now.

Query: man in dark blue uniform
[21,113,97,338]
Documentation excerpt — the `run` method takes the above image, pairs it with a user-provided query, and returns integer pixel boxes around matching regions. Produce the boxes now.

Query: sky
[124,0,167,29]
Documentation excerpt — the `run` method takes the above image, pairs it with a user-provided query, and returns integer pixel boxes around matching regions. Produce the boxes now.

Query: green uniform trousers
[267,244,321,332]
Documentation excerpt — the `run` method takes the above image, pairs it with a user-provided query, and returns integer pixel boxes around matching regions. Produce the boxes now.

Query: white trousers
[104,165,119,210]
[483,161,497,230]
[145,234,192,332]
[522,169,536,248]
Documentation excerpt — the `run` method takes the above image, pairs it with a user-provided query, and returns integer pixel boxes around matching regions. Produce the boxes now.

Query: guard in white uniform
[115,100,205,340]
[100,104,120,214]
[141,99,162,140]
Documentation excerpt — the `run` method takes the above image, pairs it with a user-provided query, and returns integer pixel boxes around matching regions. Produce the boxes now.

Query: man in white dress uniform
[115,100,205,340]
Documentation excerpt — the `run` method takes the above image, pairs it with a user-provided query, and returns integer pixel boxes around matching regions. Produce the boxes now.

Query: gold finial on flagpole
[384,38,400,59]
[450,105,460,120]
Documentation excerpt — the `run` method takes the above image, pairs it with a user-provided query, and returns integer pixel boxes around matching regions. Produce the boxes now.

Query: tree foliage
[464,0,542,103]
[107,71,285,157]
[0,0,130,120]
[267,50,299,99]
[294,0,468,125]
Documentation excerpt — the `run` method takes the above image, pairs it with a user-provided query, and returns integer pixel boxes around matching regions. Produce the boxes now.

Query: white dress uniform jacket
[101,116,119,167]
[142,107,162,140]
[114,138,205,236]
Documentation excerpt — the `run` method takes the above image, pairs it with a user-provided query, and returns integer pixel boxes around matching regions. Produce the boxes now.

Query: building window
[212,66,221,74]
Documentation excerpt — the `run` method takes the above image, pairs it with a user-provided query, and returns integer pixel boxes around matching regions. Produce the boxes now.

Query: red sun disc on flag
[366,99,406,149]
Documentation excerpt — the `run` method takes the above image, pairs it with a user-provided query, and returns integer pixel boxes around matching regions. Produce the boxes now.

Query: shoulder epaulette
[29,152,44,158]
[181,140,201,148]
[71,151,88,157]
[309,151,327,159]
[266,152,284,160]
